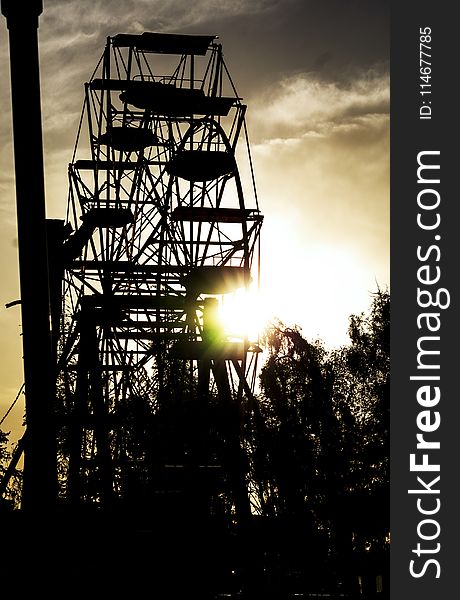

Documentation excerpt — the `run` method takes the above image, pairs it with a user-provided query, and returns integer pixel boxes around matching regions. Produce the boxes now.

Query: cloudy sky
[0,0,389,438]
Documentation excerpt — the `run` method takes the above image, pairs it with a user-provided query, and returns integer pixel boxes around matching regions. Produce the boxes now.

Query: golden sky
[0,0,389,440]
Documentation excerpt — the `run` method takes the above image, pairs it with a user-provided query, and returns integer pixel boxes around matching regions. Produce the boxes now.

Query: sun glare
[260,238,377,348]
[214,235,378,351]
[219,285,270,343]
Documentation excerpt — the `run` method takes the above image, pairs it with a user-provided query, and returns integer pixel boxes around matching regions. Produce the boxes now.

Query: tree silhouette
[1,291,390,596]
[248,289,390,594]
[0,430,22,509]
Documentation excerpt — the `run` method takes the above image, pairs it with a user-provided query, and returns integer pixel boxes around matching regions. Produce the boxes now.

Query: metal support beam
[1,0,57,509]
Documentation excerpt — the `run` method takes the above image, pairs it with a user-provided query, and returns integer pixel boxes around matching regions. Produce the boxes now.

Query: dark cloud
[312,51,334,71]
[182,0,389,92]
[32,0,389,164]
[37,0,389,93]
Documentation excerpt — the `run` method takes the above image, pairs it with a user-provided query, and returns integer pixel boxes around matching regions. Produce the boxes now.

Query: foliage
[2,290,390,594]
[0,430,23,510]
[250,289,390,565]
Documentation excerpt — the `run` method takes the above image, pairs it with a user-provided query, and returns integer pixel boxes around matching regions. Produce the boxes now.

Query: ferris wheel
[52,32,263,515]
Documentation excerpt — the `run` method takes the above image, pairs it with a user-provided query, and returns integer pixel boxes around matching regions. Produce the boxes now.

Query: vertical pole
[1,0,57,509]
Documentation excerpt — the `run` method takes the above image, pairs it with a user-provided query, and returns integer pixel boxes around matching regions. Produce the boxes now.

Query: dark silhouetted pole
[1,0,57,509]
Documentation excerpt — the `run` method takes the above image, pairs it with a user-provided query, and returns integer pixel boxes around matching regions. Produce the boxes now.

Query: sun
[214,219,380,350]
[218,284,271,343]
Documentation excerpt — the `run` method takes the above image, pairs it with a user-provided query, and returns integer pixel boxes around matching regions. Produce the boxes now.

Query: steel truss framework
[52,32,263,517]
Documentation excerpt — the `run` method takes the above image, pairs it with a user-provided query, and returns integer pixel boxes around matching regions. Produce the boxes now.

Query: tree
[248,289,390,593]
[0,429,23,510]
